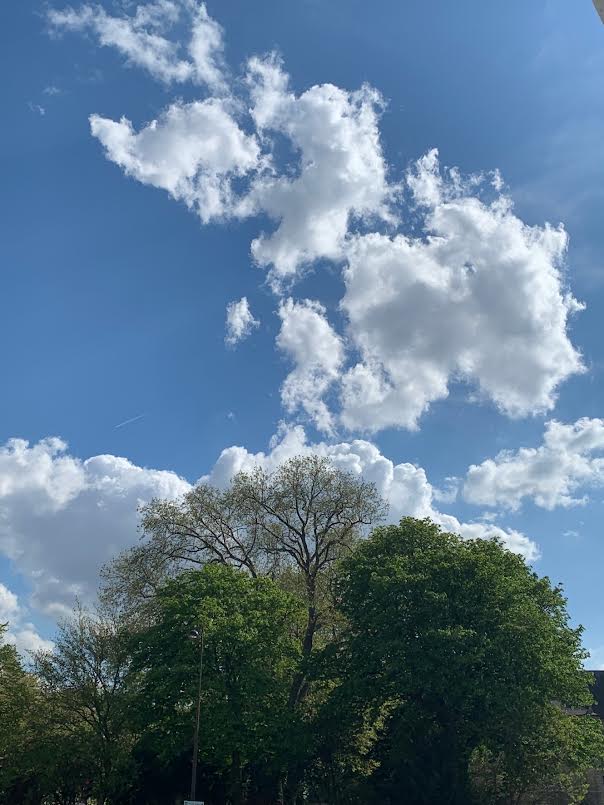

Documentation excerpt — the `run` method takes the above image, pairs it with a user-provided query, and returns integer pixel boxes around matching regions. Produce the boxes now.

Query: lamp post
[188,627,205,802]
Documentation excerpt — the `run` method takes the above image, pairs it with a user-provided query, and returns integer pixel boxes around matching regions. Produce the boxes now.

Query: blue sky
[1,0,604,659]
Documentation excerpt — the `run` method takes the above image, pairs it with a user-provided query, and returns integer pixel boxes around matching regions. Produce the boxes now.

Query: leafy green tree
[33,608,134,804]
[102,455,385,802]
[470,704,604,805]
[0,623,39,803]
[326,518,604,804]
[104,456,384,669]
[128,564,304,804]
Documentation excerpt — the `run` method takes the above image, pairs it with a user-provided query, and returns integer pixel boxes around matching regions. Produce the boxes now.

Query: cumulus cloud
[0,438,190,618]
[0,582,54,656]
[225,297,259,346]
[463,418,604,511]
[90,99,260,222]
[0,431,540,633]
[57,9,585,440]
[0,582,19,623]
[204,424,539,561]
[245,56,393,287]
[6,624,55,657]
[338,150,584,431]
[277,299,344,434]
[48,0,227,90]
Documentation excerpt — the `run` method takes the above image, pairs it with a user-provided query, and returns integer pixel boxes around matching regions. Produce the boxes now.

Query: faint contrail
[114,414,145,429]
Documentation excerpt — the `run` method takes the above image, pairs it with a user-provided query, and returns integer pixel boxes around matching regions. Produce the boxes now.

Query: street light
[188,627,205,803]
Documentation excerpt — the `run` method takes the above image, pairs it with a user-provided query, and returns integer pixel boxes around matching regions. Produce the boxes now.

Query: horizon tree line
[1,456,603,805]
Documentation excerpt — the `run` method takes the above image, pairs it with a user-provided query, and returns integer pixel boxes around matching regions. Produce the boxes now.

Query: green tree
[102,455,385,802]
[104,456,384,672]
[128,564,304,804]
[33,608,134,804]
[326,518,604,804]
[0,624,39,803]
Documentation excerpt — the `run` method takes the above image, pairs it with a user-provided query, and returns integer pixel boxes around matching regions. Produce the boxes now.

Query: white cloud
[187,1,227,90]
[0,583,54,656]
[338,151,584,431]
[28,102,46,116]
[245,56,393,287]
[48,1,226,90]
[463,418,604,511]
[90,99,260,222]
[225,297,259,346]
[277,299,344,434]
[58,17,585,443]
[51,6,585,436]
[0,582,19,623]
[0,431,539,632]
[0,438,190,618]
[6,625,55,657]
[205,424,539,561]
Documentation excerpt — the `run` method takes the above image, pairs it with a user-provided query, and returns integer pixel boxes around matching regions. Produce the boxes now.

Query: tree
[102,456,384,803]
[127,564,304,804]
[0,624,38,803]
[33,608,134,804]
[104,456,385,699]
[325,518,604,804]
[470,705,604,804]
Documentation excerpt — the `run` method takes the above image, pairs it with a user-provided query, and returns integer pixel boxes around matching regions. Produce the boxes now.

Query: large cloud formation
[338,151,584,431]
[50,0,586,434]
[0,438,189,618]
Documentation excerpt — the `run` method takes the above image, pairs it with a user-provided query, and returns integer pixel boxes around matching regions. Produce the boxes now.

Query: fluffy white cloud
[245,56,393,287]
[464,418,604,511]
[90,99,260,222]
[0,431,539,633]
[0,438,190,618]
[0,582,19,623]
[5,624,55,657]
[187,1,226,90]
[59,13,585,441]
[225,297,260,346]
[48,1,226,90]
[205,424,539,560]
[338,150,584,431]
[277,299,344,434]
[0,582,54,656]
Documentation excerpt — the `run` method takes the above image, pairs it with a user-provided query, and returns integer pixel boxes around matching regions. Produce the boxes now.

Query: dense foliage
[1,458,603,804]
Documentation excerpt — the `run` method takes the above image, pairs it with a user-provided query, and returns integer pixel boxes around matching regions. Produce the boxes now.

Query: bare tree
[230,456,385,701]
[102,455,385,679]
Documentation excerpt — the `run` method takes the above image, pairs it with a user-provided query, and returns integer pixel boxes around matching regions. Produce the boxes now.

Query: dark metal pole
[190,627,204,801]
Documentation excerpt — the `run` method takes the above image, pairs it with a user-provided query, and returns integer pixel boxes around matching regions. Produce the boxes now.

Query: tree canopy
[320,518,603,804]
[2,460,603,804]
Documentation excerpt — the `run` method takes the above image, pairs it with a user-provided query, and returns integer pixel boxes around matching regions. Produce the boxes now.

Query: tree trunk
[229,749,244,805]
